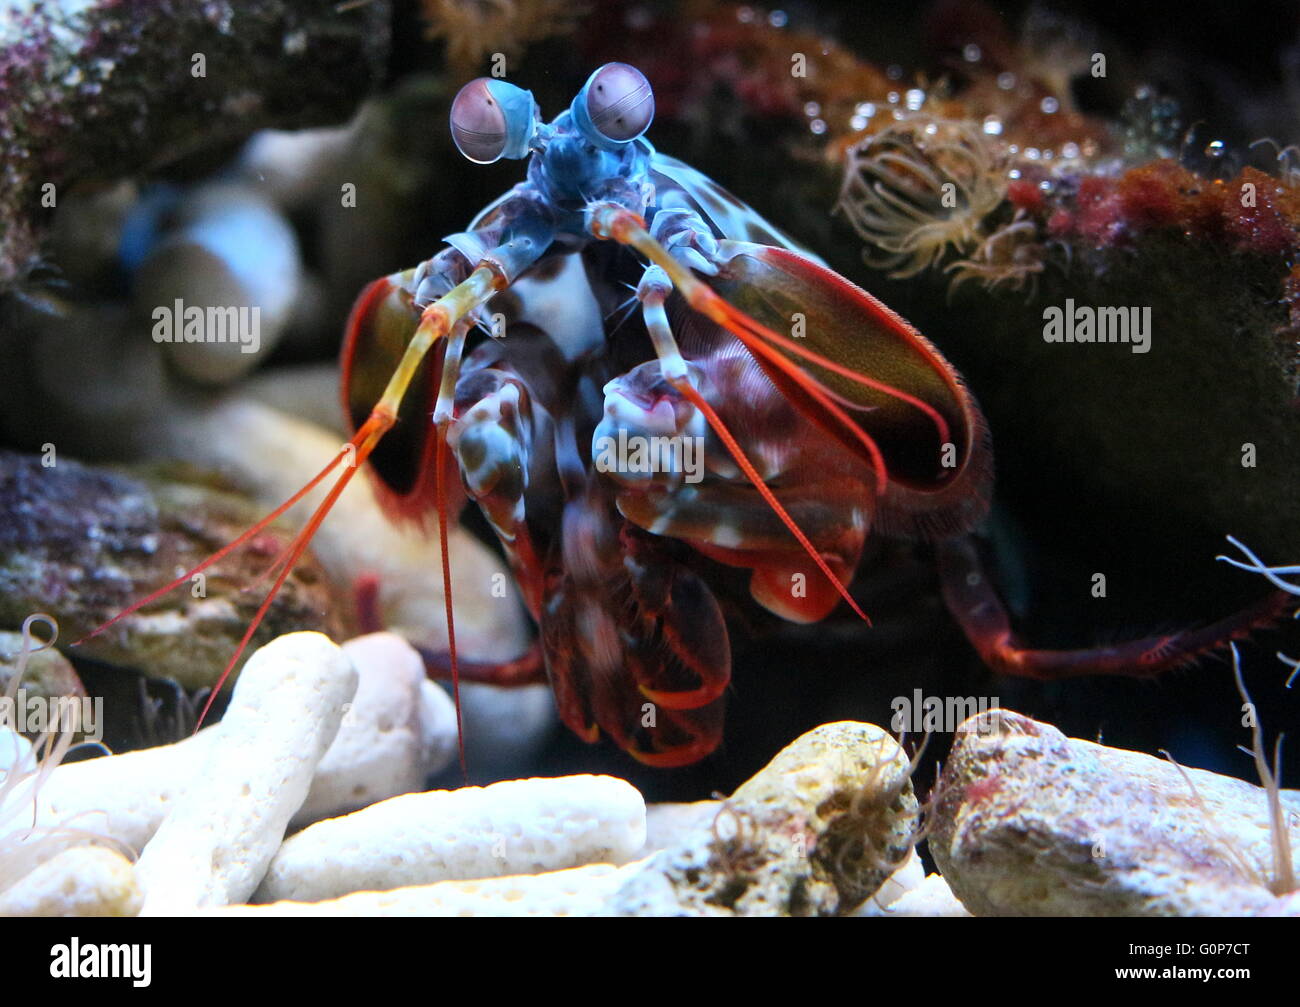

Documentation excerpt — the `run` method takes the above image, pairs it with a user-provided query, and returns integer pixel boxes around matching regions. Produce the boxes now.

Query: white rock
[27,633,454,855]
[1259,891,1300,917]
[852,847,926,916]
[642,801,721,856]
[134,632,357,912]
[418,681,458,773]
[882,874,972,917]
[34,731,215,857]
[212,863,642,917]
[0,846,141,917]
[292,633,457,827]
[241,362,348,436]
[257,775,646,903]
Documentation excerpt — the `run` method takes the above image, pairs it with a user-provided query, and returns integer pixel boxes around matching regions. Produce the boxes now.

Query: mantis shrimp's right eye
[450,78,537,163]
[582,63,654,144]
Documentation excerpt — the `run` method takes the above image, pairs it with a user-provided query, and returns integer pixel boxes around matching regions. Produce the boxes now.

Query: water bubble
[804,101,821,117]
[1025,147,1041,160]
[997,72,1016,90]
[810,118,827,135]
[855,102,876,118]
[905,88,925,111]
[1062,142,1080,159]
[1040,96,1059,114]
[1008,168,1022,179]
[887,91,900,105]
[737,6,756,23]
[768,9,788,28]
[1205,140,1226,158]
[887,64,903,80]
[963,43,982,63]
[982,115,1003,136]
[850,115,867,131]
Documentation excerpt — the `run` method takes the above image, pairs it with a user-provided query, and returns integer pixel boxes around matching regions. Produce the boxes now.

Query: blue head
[450,64,656,206]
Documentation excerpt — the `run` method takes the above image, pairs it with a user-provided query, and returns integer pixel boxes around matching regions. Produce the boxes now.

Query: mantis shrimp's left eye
[450,78,538,164]
[574,63,655,147]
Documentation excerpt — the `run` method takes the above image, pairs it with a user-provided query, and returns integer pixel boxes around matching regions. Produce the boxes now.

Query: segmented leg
[416,641,548,687]
[937,536,1296,679]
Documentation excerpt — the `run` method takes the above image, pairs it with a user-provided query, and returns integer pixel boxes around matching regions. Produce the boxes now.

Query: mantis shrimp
[84,64,1291,768]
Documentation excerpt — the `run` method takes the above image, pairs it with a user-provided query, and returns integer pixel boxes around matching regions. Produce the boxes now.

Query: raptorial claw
[540,485,730,766]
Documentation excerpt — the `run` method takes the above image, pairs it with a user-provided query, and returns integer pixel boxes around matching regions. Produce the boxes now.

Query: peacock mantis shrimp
[82,64,1292,769]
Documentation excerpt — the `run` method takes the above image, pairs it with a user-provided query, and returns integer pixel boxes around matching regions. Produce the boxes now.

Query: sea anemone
[945,210,1046,296]
[823,730,929,907]
[836,115,1008,279]
[0,615,128,895]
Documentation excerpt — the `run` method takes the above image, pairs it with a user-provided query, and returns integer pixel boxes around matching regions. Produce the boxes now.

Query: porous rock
[134,632,356,912]
[211,863,641,917]
[292,632,457,827]
[607,721,920,916]
[0,846,141,917]
[930,709,1300,916]
[31,632,454,854]
[257,775,646,903]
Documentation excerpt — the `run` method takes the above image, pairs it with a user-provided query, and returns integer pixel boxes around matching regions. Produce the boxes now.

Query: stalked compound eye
[573,63,655,148]
[450,78,538,164]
